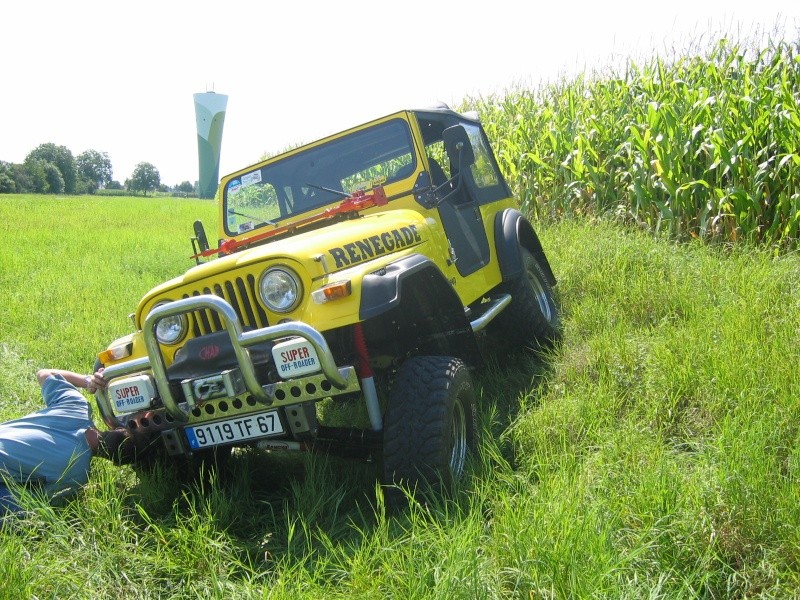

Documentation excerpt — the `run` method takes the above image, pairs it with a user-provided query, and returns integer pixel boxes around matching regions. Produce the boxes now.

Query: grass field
[1,194,799,598]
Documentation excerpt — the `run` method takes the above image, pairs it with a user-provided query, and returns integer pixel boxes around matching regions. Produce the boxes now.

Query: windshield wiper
[227,209,276,226]
[304,182,350,199]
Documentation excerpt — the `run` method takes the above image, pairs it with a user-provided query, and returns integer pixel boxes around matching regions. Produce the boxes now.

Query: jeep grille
[183,275,269,336]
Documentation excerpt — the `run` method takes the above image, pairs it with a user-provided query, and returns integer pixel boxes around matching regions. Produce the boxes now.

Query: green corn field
[468,36,800,249]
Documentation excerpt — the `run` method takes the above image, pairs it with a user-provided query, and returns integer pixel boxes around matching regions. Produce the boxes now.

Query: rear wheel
[382,356,478,502]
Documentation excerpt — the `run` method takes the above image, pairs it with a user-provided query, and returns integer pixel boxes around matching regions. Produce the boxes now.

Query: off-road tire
[382,356,478,503]
[495,247,561,351]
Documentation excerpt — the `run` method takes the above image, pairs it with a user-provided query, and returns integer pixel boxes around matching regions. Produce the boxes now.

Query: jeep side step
[468,293,511,332]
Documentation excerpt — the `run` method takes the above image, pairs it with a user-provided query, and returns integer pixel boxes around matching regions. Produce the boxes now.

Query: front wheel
[494,247,561,352]
[382,356,478,502]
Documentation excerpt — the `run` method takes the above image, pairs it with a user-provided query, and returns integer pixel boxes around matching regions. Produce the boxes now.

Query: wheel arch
[494,208,556,287]
[359,254,481,365]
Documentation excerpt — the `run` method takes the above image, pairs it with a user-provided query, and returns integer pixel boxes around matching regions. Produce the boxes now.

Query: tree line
[0,143,196,196]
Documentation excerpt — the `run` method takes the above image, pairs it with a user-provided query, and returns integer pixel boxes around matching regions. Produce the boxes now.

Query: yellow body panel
[103,108,521,376]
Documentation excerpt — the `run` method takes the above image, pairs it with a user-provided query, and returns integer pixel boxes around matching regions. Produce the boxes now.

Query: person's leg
[0,482,24,519]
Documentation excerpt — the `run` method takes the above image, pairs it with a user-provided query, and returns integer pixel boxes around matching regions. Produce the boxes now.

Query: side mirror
[192,220,209,264]
[442,125,475,170]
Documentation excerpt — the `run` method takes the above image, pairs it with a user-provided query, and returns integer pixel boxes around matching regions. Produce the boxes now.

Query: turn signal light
[98,343,132,365]
[312,280,352,304]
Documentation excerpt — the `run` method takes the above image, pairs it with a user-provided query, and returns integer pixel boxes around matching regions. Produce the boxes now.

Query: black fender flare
[359,253,461,321]
[494,209,556,287]
[359,253,480,365]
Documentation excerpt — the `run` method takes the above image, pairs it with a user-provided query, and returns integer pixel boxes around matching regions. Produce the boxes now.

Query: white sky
[1,0,797,187]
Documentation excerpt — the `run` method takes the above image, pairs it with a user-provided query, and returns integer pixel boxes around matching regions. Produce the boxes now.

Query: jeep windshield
[223,118,415,237]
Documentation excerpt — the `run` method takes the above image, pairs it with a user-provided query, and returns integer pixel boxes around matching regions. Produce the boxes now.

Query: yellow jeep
[95,105,560,498]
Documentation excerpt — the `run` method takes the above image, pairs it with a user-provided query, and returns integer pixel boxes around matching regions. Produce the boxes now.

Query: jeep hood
[136,209,432,318]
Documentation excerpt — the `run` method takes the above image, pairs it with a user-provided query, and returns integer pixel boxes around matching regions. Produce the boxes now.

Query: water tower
[194,91,228,199]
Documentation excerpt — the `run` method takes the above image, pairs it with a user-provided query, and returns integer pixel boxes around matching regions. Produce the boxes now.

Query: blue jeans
[0,482,24,517]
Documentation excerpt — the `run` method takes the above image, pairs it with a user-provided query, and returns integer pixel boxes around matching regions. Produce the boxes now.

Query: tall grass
[0,195,215,374]
[1,196,799,597]
[469,35,800,248]
[0,195,214,418]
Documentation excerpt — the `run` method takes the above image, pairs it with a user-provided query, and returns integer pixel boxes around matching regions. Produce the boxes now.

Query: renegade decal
[327,225,422,268]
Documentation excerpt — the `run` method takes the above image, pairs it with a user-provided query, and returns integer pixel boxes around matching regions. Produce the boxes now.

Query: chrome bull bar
[96,294,349,427]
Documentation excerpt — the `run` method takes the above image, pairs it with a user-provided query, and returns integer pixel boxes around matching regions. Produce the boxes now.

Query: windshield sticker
[352,176,387,193]
[241,170,262,188]
[228,179,242,195]
[327,225,422,269]
[238,222,254,233]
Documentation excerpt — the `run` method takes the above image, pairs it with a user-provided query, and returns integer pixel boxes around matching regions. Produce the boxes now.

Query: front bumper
[96,294,359,429]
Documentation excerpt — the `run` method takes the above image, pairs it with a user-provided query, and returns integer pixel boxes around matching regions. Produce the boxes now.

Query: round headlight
[155,311,187,345]
[259,267,301,313]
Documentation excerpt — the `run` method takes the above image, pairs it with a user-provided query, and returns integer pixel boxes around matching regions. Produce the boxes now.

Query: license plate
[184,410,284,449]
[272,337,321,378]
[108,375,155,414]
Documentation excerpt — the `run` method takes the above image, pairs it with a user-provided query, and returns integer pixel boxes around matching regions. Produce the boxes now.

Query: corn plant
[467,35,800,248]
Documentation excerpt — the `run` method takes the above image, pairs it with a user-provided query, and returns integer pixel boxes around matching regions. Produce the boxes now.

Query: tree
[8,163,32,193]
[0,173,14,193]
[23,159,49,193]
[77,149,113,193]
[43,162,65,193]
[0,162,15,193]
[176,180,195,195]
[25,143,77,193]
[129,162,160,196]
